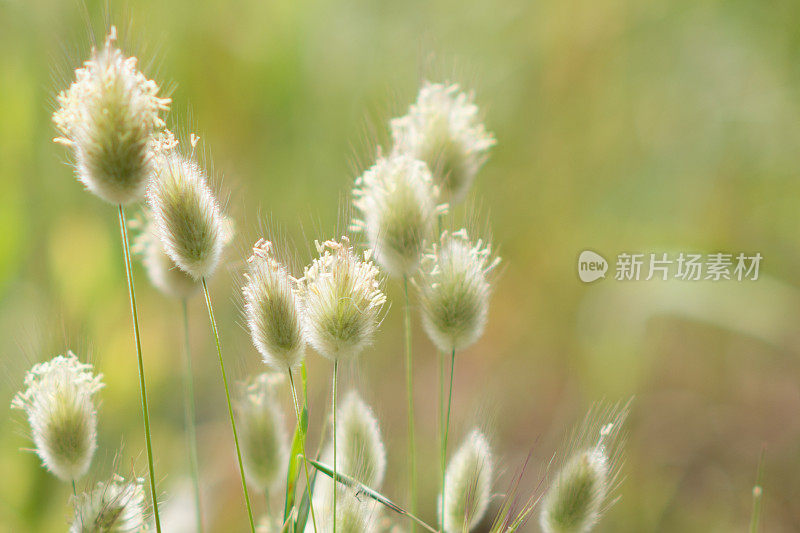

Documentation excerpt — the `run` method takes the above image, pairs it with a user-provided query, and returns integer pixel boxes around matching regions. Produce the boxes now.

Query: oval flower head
[243,239,305,371]
[297,237,386,361]
[391,82,495,205]
[416,229,500,353]
[335,391,386,487]
[351,153,443,277]
[70,474,146,533]
[540,402,629,533]
[237,374,289,491]
[11,353,104,482]
[146,148,227,280]
[440,429,494,533]
[52,27,171,205]
[131,212,200,299]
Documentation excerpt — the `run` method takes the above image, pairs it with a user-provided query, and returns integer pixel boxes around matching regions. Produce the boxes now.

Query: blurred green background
[2,0,800,530]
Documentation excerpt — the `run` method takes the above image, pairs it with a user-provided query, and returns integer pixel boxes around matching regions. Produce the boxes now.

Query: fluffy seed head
[297,237,386,361]
[391,81,495,205]
[146,150,226,280]
[440,429,493,533]
[53,27,172,204]
[309,392,386,533]
[70,474,147,533]
[540,402,630,533]
[351,153,443,277]
[335,391,386,487]
[237,374,289,491]
[417,229,500,352]
[132,212,200,299]
[11,353,104,482]
[243,239,305,371]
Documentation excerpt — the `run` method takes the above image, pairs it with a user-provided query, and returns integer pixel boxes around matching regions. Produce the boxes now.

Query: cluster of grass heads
[9,23,633,533]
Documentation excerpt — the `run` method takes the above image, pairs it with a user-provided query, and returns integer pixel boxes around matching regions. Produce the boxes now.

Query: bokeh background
[2,0,800,530]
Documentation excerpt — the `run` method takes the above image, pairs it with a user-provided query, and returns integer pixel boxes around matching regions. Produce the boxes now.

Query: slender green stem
[181,299,203,533]
[332,359,339,533]
[403,275,418,530]
[201,278,255,533]
[117,205,161,533]
[288,368,319,533]
[439,351,445,494]
[441,348,456,528]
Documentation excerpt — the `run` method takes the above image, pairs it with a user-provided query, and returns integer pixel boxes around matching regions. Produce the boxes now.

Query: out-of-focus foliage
[2,0,799,530]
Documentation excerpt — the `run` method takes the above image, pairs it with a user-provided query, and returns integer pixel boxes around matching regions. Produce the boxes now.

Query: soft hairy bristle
[146,150,226,280]
[70,474,147,533]
[351,153,443,277]
[540,402,630,533]
[390,81,495,205]
[439,428,494,533]
[52,27,171,205]
[243,239,306,371]
[11,352,104,482]
[237,373,289,491]
[416,229,500,352]
[296,237,386,361]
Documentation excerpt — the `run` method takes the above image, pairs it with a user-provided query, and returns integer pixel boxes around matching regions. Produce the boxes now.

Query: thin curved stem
[288,368,319,532]
[332,359,339,533]
[441,348,456,528]
[403,275,418,530]
[181,299,203,532]
[201,278,255,533]
[117,205,161,533]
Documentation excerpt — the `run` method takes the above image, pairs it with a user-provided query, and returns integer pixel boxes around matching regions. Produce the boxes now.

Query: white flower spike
[53,27,172,204]
[146,150,227,280]
[297,237,386,361]
[70,474,147,533]
[351,153,443,277]
[11,353,104,482]
[243,239,306,371]
[391,82,495,205]
[417,229,500,352]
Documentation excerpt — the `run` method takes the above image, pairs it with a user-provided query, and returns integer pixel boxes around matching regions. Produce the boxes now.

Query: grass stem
[403,275,418,530]
[441,348,456,528]
[332,359,339,533]
[288,368,319,532]
[201,278,255,533]
[117,205,161,533]
[181,299,203,532]
[750,447,766,533]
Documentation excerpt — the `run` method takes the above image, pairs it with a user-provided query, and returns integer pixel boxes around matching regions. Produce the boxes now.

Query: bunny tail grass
[182,300,203,532]
[403,275,418,530]
[117,205,161,532]
[201,278,256,532]
[288,368,318,532]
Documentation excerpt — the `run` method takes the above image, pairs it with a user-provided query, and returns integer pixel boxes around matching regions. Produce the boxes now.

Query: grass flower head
[237,373,289,491]
[53,27,172,204]
[540,402,630,533]
[243,239,305,371]
[70,474,146,533]
[297,237,386,361]
[351,153,443,277]
[440,429,494,533]
[146,147,227,280]
[11,353,104,482]
[391,82,495,205]
[417,229,500,352]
